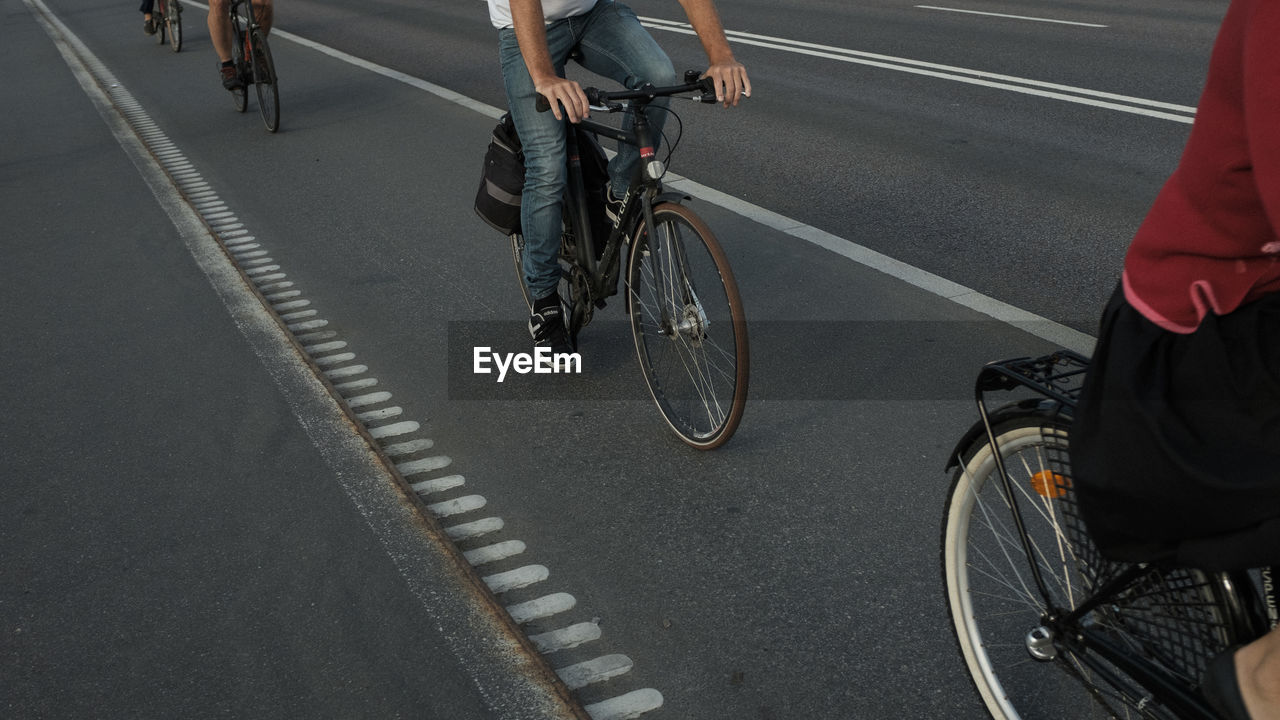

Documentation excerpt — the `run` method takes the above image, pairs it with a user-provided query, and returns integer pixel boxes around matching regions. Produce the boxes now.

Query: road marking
[584,690,665,720]
[507,593,576,624]
[640,17,1193,122]
[915,5,1108,27]
[429,494,488,518]
[530,622,602,653]
[483,565,550,594]
[26,2,582,714]
[557,655,635,690]
[464,540,527,566]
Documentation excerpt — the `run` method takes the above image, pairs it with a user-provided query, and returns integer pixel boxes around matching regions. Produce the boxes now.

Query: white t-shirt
[486,0,599,29]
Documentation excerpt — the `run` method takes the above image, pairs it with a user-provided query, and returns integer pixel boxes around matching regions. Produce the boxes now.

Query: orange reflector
[1031,470,1071,498]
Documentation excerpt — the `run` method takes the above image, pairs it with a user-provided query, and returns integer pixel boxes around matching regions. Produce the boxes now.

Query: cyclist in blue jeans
[486,0,750,354]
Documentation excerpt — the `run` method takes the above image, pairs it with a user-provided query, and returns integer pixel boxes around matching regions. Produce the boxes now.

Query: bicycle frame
[547,75,714,316]
[562,100,668,308]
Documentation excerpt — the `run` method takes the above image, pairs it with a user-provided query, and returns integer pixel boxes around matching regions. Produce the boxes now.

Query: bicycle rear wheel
[627,202,748,449]
[942,414,1239,719]
[249,27,279,132]
[228,14,247,113]
[165,0,181,52]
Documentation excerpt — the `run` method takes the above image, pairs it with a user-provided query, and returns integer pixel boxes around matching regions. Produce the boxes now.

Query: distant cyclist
[485,0,750,355]
[1070,0,1280,717]
[208,0,273,90]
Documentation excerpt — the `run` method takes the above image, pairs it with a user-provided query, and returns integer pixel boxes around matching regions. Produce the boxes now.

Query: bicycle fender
[654,191,691,206]
[944,399,1068,471]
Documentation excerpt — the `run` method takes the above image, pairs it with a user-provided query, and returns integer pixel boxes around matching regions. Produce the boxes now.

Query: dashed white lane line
[557,655,635,691]
[531,622,602,653]
[483,565,551,594]
[915,5,1108,27]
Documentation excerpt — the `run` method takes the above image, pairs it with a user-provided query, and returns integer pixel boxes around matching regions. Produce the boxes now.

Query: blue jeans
[499,0,676,301]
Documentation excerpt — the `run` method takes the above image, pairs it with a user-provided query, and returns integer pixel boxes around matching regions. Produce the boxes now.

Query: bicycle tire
[166,0,181,52]
[627,202,748,449]
[509,234,533,310]
[228,14,247,113]
[942,414,1239,719]
[249,27,279,133]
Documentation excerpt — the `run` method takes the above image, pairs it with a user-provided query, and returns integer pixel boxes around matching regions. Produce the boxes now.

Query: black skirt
[1070,285,1280,571]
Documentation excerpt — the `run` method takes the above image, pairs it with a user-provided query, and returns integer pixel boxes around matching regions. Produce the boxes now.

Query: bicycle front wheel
[165,0,181,52]
[627,202,748,449]
[249,28,279,132]
[942,415,1238,720]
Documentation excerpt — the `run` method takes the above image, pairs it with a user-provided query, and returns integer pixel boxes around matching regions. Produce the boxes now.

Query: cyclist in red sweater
[1070,0,1280,717]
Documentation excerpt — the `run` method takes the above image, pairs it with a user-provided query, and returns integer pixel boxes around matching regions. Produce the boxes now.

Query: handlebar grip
[537,90,604,112]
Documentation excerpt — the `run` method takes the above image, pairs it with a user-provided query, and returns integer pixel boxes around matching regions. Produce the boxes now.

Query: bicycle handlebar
[535,71,718,113]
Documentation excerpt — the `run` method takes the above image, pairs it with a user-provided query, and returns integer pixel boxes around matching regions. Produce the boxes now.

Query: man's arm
[509,0,590,122]
[677,0,751,106]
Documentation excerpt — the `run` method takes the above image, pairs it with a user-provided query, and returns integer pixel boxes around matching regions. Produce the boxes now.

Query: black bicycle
[226,0,278,132]
[511,72,749,450]
[941,351,1279,719]
[153,0,182,52]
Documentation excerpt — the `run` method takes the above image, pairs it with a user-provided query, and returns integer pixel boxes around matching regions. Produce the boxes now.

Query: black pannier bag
[474,113,524,235]
[474,112,611,241]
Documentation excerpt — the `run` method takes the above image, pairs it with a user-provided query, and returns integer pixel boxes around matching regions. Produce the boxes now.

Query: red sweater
[1122,0,1280,333]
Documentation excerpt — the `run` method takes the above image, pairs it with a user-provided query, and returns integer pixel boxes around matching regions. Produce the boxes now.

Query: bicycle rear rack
[974,349,1090,411]
[972,350,1090,617]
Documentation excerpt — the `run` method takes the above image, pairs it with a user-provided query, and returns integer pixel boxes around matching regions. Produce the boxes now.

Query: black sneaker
[143,16,157,34]
[604,182,625,227]
[221,63,244,91]
[529,294,573,356]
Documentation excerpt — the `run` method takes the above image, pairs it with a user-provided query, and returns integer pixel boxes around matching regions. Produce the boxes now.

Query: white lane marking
[464,540,527,566]
[290,318,330,332]
[429,494,487,518]
[411,474,466,495]
[556,655,634,690]
[483,564,549,594]
[584,689,665,720]
[444,517,505,541]
[641,18,1193,121]
[916,5,1107,27]
[382,437,434,456]
[356,406,403,422]
[660,172,1095,353]
[530,622,602,653]
[345,391,392,408]
[308,351,350,366]
[367,420,420,440]
[333,377,378,393]
[398,455,453,476]
[507,593,576,624]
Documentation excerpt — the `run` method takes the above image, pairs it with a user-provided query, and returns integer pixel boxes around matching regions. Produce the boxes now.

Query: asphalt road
[6,0,1228,718]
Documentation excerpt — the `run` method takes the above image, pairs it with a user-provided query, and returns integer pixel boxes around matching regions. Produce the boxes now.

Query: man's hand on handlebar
[534,75,590,123]
[703,61,751,108]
